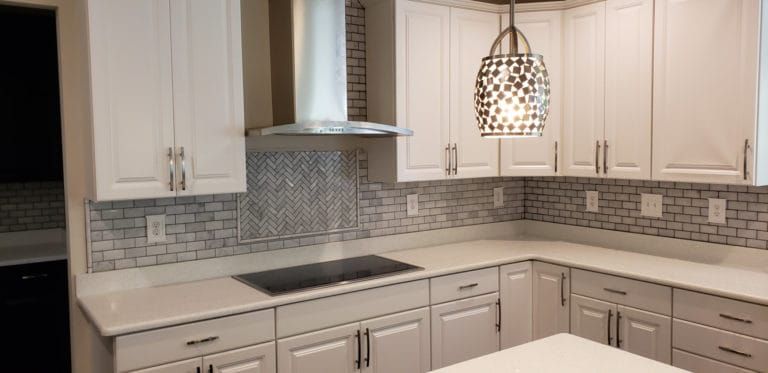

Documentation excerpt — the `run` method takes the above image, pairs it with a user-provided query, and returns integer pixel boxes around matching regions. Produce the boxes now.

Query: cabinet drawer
[673,349,756,373]
[115,309,275,372]
[430,267,499,304]
[674,289,768,340]
[673,319,768,372]
[571,269,671,315]
[277,280,429,338]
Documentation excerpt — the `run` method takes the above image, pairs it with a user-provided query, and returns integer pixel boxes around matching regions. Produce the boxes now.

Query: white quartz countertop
[430,333,687,373]
[78,239,768,336]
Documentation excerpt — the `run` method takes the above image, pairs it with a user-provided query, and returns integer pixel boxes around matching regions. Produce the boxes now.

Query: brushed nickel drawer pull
[719,346,752,358]
[719,313,753,324]
[186,336,219,346]
[595,140,601,174]
[168,147,175,192]
[458,283,479,291]
[445,144,451,175]
[603,288,627,295]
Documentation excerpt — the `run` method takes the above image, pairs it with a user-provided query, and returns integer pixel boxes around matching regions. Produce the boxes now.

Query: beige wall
[1,0,104,371]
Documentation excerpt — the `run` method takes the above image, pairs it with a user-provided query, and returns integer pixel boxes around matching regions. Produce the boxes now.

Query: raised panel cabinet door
[449,7,499,179]
[203,342,276,373]
[500,11,563,177]
[562,2,605,177]
[570,294,617,346]
[653,0,759,184]
[131,358,201,373]
[604,0,652,180]
[532,262,570,339]
[277,323,359,373]
[500,261,533,349]
[617,305,671,364]
[170,0,246,195]
[395,0,451,181]
[360,307,430,373]
[87,0,176,200]
[430,293,500,369]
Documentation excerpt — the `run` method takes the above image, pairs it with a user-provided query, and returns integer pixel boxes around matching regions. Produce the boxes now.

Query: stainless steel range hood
[246,0,412,137]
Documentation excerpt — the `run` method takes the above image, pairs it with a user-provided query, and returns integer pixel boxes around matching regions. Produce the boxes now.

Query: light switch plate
[406,194,419,217]
[640,194,663,218]
[708,198,727,224]
[493,187,504,208]
[585,191,599,212]
[146,214,167,244]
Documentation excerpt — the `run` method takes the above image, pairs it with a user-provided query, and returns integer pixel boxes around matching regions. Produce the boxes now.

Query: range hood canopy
[249,0,411,137]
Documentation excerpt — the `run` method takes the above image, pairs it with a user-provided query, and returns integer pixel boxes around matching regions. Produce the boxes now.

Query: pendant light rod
[509,0,518,54]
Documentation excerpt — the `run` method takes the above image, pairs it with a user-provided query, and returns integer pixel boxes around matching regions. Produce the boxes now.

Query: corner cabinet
[532,262,570,339]
[652,0,761,185]
[364,0,500,182]
[86,0,246,201]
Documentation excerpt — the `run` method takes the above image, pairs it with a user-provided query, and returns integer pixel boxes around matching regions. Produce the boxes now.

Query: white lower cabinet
[277,308,431,373]
[132,358,201,373]
[532,262,570,339]
[571,294,616,346]
[673,349,756,373]
[132,342,276,373]
[430,293,500,369]
[499,262,533,348]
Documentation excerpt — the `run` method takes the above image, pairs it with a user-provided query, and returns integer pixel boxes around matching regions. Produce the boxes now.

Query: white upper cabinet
[604,0,652,180]
[87,0,176,200]
[562,2,606,177]
[500,11,562,177]
[170,0,246,196]
[652,0,760,184]
[450,8,500,179]
[87,0,246,201]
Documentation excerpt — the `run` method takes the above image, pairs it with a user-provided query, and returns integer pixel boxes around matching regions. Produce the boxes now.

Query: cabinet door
[604,0,652,179]
[170,0,246,195]
[277,323,359,373]
[500,262,533,349]
[131,358,201,373]
[570,294,617,346]
[361,308,430,373]
[532,262,570,339]
[87,0,176,200]
[395,0,451,181]
[653,0,759,184]
[449,7,499,178]
[500,11,562,177]
[617,306,671,364]
[430,293,500,369]
[562,2,605,177]
[204,342,276,373]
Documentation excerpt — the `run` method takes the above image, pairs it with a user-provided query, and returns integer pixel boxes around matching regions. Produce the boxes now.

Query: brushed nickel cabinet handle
[595,141,601,174]
[603,140,608,174]
[554,141,558,173]
[719,313,753,324]
[719,346,752,358]
[744,139,750,180]
[168,147,175,192]
[179,146,187,191]
[603,288,627,295]
[452,144,458,175]
[459,283,479,291]
[445,144,451,175]
[186,336,219,346]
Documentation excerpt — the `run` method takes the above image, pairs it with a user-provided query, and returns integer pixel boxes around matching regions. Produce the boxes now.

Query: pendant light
[474,0,551,138]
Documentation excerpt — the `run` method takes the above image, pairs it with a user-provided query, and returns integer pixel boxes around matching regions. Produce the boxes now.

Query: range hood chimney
[246,0,412,137]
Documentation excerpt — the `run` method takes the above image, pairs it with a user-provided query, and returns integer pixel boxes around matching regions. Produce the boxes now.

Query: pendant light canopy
[474,0,551,138]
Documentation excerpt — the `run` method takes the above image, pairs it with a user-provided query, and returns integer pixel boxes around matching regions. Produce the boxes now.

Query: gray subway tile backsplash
[0,181,65,233]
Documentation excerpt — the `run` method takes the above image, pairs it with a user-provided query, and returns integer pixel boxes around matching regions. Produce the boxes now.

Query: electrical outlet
[493,187,504,208]
[146,214,167,244]
[406,194,419,217]
[708,198,727,224]
[585,191,599,212]
[640,194,663,218]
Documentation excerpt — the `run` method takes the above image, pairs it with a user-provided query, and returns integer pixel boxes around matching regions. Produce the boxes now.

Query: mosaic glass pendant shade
[474,26,551,138]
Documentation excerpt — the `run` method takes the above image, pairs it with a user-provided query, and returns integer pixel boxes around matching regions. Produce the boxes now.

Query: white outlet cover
[146,214,167,244]
[708,198,727,224]
[640,194,663,218]
[585,191,599,212]
[493,187,504,208]
[406,194,419,217]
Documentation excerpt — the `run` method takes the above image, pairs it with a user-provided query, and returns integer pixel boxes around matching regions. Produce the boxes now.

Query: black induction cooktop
[233,255,422,295]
